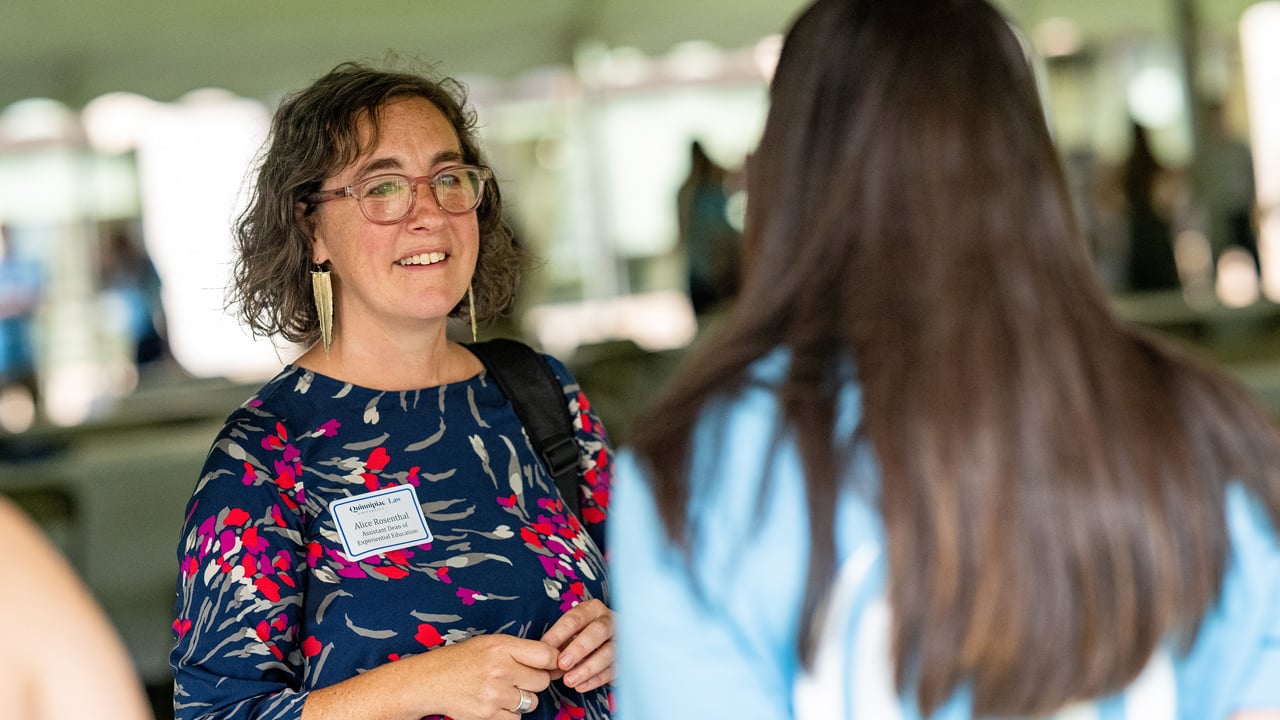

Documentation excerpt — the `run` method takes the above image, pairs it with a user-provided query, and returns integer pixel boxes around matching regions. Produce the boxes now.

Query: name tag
[330,484,433,562]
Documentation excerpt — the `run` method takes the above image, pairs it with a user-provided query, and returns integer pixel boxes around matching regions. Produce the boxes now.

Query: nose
[406,178,446,223]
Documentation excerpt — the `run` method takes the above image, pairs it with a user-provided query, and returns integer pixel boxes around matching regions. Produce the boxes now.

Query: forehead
[350,95,463,161]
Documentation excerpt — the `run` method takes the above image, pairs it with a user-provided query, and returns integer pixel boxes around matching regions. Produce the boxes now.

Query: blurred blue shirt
[610,350,1280,719]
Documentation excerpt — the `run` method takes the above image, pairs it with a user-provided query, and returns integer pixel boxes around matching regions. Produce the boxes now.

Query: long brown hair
[229,61,526,346]
[629,0,1280,714]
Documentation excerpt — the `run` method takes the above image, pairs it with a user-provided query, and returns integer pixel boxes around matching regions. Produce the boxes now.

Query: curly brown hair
[228,61,526,345]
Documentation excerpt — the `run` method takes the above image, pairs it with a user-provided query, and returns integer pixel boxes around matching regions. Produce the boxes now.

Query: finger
[506,687,539,716]
[504,637,561,671]
[556,613,614,671]
[511,666,553,693]
[566,666,614,694]
[562,640,615,688]
[540,598,608,650]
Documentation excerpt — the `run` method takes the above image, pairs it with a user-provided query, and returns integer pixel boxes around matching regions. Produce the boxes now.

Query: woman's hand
[417,634,560,719]
[539,598,615,693]
[303,632,559,720]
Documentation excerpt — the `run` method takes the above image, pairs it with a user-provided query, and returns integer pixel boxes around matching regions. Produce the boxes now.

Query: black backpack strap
[467,338,582,520]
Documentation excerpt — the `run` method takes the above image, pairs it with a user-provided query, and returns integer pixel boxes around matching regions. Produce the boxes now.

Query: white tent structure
[0,0,1263,109]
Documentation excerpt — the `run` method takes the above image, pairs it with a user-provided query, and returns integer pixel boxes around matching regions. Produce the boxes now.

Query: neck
[294,321,482,390]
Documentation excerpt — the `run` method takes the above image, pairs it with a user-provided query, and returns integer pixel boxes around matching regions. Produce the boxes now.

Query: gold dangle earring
[312,264,334,352]
[467,284,477,343]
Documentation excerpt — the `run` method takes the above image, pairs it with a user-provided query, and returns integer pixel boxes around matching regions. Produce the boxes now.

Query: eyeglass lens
[359,168,485,222]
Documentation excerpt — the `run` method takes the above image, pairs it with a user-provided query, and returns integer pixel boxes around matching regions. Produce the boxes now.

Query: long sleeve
[171,407,311,720]
[546,355,614,563]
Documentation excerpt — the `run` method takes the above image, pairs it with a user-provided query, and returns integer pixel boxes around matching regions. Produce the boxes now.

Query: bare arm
[0,497,152,720]
[1234,713,1280,719]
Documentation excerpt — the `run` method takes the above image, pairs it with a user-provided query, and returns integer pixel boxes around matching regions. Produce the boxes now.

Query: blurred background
[1,0,1278,716]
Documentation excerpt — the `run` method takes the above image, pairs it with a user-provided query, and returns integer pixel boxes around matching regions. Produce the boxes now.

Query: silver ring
[513,688,534,714]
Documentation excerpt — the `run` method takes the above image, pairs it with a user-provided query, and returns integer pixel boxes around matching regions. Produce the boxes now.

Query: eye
[434,171,464,189]
[363,177,407,198]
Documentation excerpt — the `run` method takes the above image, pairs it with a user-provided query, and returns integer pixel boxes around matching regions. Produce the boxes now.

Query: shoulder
[0,499,152,720]
[211,367,297,427]
[208,366,342,449]
[1226,483,1280,552]
[1217,484,1280,642]
[0,499,98,635]
[538,351,581,392]
[195,368,322,502]
[0,496,64,592]
[682,345,871,569]
[687,348,862,485]
[468,338,582,396]
[678,350,817,549]
[1161,485,1280,716]
[1213,485,1280,628]
[203,379,292,463]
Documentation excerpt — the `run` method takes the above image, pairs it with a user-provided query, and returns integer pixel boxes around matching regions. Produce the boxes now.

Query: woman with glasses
[610,0,1280,718]
[170,62,614,720]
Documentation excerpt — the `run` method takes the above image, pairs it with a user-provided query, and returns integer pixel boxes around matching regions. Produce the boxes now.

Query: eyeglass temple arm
[306,187,352,205]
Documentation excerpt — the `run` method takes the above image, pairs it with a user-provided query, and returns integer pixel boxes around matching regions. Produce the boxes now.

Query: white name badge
[330,484,433,562]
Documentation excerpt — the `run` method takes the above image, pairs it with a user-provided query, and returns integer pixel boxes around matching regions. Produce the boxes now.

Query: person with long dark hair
[610,0,1280,717]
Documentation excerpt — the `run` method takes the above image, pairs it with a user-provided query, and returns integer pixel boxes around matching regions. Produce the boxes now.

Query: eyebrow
[352,150,465,180]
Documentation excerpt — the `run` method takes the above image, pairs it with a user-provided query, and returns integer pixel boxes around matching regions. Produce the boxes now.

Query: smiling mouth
[398,251,447,266]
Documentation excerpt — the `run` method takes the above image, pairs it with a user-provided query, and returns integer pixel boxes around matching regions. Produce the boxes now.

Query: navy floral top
[170,355,613,720]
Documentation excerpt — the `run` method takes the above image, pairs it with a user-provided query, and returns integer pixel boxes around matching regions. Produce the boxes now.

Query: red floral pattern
[171,356,612,720]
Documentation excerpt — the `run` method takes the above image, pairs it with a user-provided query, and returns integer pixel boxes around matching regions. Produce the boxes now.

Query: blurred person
[676,140,742,315]
[1121,120,1183,292]
[0,223,43,418]
[610,0,1280,718]
[170,62,615,720]
[0,494,153,720]
[97,222,171,369]
[1202,101,1259,272]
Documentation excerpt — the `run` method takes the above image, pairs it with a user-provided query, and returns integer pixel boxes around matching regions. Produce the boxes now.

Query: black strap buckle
[543,434,579,480]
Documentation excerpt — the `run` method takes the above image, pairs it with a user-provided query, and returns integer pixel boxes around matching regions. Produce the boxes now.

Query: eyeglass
[307,165,493,224]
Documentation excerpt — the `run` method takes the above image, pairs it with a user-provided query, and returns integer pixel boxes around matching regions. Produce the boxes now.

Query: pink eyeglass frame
[307,165,492,223]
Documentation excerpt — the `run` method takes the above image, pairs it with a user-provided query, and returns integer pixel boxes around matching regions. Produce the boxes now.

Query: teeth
[399,251,447,266]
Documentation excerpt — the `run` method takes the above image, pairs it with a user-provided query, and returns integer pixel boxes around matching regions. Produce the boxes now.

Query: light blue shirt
[610,351,1280,719]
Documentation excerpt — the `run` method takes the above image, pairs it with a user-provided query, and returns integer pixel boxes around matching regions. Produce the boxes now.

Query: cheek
[464,219,483,261]
[315,215,380,266]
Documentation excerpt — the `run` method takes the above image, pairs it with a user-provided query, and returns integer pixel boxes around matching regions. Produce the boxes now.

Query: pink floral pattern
[171,355,612,720]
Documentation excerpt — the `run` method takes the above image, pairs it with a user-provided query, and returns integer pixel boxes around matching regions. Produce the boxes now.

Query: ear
[296,201,331,266]
[311,232,332,267]
[293,200,313,227]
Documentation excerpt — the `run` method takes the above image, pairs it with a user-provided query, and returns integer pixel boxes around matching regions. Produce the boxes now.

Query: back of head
[744,0,1092,331]
[633,0,1280,714]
